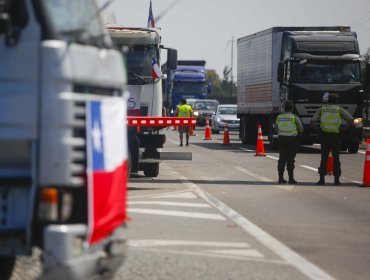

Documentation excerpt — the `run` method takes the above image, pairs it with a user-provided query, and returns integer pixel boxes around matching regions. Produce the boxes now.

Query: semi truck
[165,60,211,112]
[107,25,194,178]
[237,26,369,153]
[0,1,128,279]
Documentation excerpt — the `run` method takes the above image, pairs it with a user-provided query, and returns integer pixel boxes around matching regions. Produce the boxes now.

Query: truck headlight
[353,118,363,128]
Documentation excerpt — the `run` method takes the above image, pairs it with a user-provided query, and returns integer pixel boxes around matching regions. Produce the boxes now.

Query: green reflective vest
[320,105,341,133]
[276,113,298,136]
[178,104,192,117]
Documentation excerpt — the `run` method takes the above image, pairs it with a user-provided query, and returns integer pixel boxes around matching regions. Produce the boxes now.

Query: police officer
[176,98,193,146]
[275,100,304,184]
[311,93,354,185]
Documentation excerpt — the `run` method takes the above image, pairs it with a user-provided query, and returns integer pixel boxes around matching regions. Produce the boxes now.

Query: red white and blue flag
[86,98,128,245]
[152,57,162,80]
[147,0,156,28]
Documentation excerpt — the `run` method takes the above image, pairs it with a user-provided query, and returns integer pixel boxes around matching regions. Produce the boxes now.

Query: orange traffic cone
[326,149,334,175]
[222,121,231,145]
[190,126,196,136]
[255,124,265,156]
[203,118,212,140]
[360,139,370,187]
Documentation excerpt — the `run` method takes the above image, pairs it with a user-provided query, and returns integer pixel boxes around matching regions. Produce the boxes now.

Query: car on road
[191,99,220,126]
[211,104,240,134]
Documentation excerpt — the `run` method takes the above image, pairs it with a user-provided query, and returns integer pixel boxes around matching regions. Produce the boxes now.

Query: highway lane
[115,128,370,280]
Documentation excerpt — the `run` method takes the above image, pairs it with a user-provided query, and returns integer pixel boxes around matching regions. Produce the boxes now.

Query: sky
[103,0,370,78]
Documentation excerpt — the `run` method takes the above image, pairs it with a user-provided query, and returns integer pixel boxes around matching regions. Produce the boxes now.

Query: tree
[364,47,370,62]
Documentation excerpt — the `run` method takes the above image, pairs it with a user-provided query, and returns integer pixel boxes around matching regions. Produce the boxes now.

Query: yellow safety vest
[276,113,298,136]
[320,105,341,133]
[178,104,192,117]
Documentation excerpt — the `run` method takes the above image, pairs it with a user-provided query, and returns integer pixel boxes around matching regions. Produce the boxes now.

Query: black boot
[334,176,341,185]
[278,172,287,184]
[288,171,297,184]
[317,175,325,185]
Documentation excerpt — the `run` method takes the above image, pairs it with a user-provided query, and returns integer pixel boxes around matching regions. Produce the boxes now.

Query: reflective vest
[178,104,192,117]
[320,105,341,133]
[276,113,298,136]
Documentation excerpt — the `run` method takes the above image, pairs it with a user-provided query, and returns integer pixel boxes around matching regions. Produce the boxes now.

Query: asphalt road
[115,128,370,280]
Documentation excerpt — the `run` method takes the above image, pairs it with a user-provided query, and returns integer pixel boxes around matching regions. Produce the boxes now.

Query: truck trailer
[0,1,128,279]
[237,26,368,153]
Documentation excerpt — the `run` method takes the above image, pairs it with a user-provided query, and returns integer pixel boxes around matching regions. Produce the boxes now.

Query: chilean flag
[147,0,155,28]
[152,57,162,80]
[86,98,128,245]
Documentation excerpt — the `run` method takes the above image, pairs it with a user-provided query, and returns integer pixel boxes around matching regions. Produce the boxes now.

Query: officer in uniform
[176,98,193,146]
[275,100,304,184]
[311,93,354,185]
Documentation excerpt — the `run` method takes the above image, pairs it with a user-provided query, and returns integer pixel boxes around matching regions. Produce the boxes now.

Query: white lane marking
[266,155,279,160]
[358,150,365,154]
[352,181,362,184]
[163,163,336,280]
[235,166,272,182]
[153,191,197,199]
[239,147,254,152]
[127,240,250,248]
[206,249,264,258]
[134,247,287,264]
[166,137,179,144]
[130,190,194,199]
[274,185,295,190]
[128,208,226,220]
[128,201,211,208]
[300,165,318,172]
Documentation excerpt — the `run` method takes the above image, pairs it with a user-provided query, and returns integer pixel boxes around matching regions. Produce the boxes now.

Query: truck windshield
[125,45,157,85]
[291,61,361,84]
[173,82,206,95]
[41,0,105,45]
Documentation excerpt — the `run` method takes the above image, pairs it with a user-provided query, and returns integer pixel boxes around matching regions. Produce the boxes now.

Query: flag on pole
[152,57,162,80]
[86,98,128,245]
[147,0,156,28]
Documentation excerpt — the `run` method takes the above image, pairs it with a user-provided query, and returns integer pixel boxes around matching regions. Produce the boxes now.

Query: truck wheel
[268,119,278,150]
[0,256,15,280]
[241,116,256,144]
[347,143,359,154]
[143,163,159,177]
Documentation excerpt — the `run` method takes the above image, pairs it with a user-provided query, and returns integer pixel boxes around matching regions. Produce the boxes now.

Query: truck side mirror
[207,82,212,94]
[277,62,284,83]
[166,48,178,70]
[367,62,370,87]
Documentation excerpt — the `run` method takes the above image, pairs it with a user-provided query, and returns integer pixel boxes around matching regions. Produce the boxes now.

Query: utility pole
[228,36,235,97]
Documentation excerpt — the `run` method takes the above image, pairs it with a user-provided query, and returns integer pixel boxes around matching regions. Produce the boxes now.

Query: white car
[211,104,240,134]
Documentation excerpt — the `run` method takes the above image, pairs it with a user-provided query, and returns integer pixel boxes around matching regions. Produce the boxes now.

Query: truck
[165,60,211,113]
[0,1,128,279]
[237,26,369,153]
[107,25,195,178]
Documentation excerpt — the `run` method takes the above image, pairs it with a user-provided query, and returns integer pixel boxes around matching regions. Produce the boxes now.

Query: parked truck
[165,60,211,112]
[237,26,369,153]
[107,25,194,178]
[0,1,128,279]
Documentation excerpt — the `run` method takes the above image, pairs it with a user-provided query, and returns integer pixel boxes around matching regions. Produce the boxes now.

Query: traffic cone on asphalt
[360,139,370,187]
[203,118,212,140]
[222,122,231,145]
[326,149,334,175]
[190,126,196,136]
[255,124,265,156]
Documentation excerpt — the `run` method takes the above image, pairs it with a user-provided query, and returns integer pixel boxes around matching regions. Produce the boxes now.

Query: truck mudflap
[40,224,126,280]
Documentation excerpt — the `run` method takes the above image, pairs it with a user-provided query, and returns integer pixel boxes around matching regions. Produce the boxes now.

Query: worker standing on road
[176,98,193,146]
[275,100,304,184]
[311,93,354,185]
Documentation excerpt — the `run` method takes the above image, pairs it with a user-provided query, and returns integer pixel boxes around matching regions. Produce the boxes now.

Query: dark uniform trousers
[318,132,341,177]
[278,135,298,176]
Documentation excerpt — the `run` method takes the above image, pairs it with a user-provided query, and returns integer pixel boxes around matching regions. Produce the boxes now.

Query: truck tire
[241,115,256,144]
[143,163,159,177]
[0,256,15,280]
[268,118,278,150]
